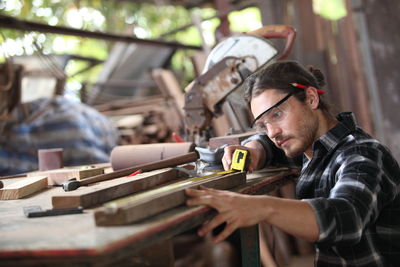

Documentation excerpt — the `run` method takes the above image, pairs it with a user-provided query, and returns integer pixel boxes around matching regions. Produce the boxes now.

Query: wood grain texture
[52,168,185,209]
[0,176,48,200]
[208,132,257,149]
[79,151,198,186]
[110,142,194,171]
[94,171,246,226]
[27,168,104,186]
[0,169,296,266]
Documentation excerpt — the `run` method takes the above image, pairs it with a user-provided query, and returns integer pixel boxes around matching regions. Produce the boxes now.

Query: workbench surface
[0,169,297,266]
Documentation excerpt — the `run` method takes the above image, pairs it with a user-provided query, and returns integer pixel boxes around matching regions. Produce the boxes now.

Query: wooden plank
[0,176,47,200]
[208,131,257,149]
[27,167,104,186]
[52,168,186,209]
[110,143,194,171]
[79,152,198,187]
[151,69,185,116]
[0,173,27,180]
[94,96,164,112]
[94,171,246,226]
[100,104,165,117]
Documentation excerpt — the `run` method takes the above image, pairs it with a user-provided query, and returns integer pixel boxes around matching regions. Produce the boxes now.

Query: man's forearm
[241,135,301,168]
[244,140,267,170]
[256,196,320,242]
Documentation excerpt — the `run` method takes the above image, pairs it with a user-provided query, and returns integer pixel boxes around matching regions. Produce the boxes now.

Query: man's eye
[255,122,267,131]
[271,110,283,120]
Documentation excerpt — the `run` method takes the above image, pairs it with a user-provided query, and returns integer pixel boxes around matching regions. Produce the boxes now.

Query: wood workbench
[0,168,298,267]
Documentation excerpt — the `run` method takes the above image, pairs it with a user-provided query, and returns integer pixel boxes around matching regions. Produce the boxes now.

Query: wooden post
[240,225,261,267]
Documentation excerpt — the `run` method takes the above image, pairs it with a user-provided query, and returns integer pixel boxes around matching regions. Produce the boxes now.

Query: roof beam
[0,14,202,51]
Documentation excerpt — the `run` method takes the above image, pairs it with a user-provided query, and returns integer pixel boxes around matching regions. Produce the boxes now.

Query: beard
[278,110,319,158]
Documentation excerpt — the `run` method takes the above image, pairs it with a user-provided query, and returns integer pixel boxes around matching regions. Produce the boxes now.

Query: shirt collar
[313,112,357,156]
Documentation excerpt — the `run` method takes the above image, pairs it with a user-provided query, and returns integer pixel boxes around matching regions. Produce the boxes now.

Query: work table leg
[240,224,260,267]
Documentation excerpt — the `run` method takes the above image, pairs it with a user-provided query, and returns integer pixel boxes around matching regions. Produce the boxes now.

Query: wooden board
[94,171,246,226]
[27,167,104,186]
[208,132,257,149]
[110,143,194,171]
[78,152,197,187]
[52,168,186,209]
[151,68,185,116]
[0,176,48,200]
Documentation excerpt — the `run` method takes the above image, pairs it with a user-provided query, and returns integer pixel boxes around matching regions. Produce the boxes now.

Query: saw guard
[184,25,296,140]
[247,25,296,60]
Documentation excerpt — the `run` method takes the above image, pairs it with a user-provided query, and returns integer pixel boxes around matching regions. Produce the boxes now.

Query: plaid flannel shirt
[250,112,400,266]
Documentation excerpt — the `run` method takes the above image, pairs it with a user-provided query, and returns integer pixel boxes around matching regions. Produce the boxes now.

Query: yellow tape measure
[231,149,248,172]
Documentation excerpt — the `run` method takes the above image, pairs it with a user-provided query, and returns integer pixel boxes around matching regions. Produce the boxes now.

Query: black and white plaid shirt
[248,112,400,266]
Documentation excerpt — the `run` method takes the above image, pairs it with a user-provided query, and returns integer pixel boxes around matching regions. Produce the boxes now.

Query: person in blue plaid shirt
[0,96,117,176]
[186,61,400,266]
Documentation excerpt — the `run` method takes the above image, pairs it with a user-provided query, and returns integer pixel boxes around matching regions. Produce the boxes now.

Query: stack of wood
[93,68,188,145]
[94,95,183,145]
[115,111,173,145]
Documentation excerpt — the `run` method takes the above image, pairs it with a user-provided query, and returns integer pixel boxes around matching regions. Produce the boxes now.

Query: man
[186,61,400,266]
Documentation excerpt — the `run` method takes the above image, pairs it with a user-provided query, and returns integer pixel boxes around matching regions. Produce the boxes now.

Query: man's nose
[266,123,282,139]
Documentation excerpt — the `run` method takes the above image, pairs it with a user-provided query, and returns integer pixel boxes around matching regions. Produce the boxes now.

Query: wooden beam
[94,171,246,226]
[52,168,186,209]
[93,95,164,112]
[110,143,195,171]
[79,152,198,187]
[0,176,47,200]
[214,0,231,39]
[151,69,185,117]
[0,14,201,51]
[27,168,104,186]
[100,103,165,117]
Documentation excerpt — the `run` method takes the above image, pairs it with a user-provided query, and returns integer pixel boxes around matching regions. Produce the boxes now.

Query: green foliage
[229,7,263,33]
[313,0,347,21]
[0,1,262,99]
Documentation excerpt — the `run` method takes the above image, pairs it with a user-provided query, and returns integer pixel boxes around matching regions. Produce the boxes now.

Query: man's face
[250,89,319,158]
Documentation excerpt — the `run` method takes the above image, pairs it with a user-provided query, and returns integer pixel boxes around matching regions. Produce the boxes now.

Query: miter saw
[183,25,296,146]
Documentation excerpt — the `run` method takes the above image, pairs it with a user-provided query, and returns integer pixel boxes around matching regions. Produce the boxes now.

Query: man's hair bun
[308,65,326,88]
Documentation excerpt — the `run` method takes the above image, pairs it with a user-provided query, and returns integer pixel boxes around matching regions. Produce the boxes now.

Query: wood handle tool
[62,151,198,191]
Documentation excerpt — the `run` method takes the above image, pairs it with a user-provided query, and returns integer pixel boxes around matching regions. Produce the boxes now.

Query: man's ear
[305,87,320,109]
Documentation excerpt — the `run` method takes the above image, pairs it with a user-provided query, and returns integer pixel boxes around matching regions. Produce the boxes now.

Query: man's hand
[186,186,320,243]
[185,186,266,243]
[222,141,266,171]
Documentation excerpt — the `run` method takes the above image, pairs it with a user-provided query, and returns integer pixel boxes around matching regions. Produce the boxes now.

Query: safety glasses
[251,93,292,133]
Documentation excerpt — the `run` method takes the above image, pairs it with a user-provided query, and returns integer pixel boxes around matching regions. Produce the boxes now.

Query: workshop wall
[360,0,400,161]
[258,0,400,161]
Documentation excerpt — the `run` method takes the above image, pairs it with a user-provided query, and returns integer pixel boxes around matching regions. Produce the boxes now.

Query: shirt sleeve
[241,133,301,168]
[303,144,400,245]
